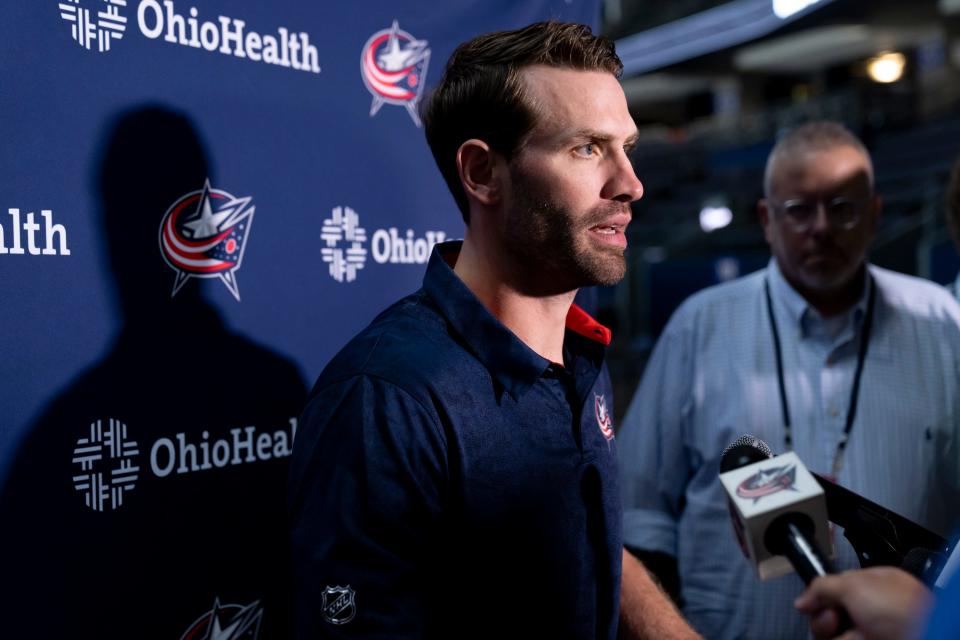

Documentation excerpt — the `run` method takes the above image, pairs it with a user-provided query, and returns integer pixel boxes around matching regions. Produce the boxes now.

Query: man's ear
[456,139,503,207]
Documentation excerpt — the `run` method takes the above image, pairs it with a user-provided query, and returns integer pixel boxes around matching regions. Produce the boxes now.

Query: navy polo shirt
[289,241,623,639]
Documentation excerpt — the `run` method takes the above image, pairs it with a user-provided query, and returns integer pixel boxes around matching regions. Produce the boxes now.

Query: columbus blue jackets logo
[360,20,431,127]
[736,464,797,503]
[595,393,614,441]
[179,598,263,640]
[159,179,255,301]
[321,585,356,625]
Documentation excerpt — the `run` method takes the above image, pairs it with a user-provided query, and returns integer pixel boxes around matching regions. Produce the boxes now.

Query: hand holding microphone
[719,435,852,635]
[718,435,952,639]
[794,567,932,640]
[719,434,951,581]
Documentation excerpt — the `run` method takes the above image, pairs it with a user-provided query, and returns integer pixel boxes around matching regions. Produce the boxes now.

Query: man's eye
[829,199,855,216]
[575,143,597,157]
[784,203,815,218]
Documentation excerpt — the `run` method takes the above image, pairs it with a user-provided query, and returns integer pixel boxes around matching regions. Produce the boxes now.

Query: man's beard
[502,167,629,294]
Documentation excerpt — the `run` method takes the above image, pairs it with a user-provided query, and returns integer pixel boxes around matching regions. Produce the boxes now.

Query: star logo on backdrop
[377,27,429,72]
[360,20,431,127]
[182,188,247,239]
[179,598,263,640]
[158,179,256,301]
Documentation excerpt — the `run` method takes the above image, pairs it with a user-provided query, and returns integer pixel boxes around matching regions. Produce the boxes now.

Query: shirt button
[828,405,840,417]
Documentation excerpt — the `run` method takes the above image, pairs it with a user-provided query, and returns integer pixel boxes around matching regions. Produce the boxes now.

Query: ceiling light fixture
[867,51,906,83]
[700,206,733,233]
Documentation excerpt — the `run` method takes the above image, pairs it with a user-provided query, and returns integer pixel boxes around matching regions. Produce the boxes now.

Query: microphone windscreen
[720,434,774,473]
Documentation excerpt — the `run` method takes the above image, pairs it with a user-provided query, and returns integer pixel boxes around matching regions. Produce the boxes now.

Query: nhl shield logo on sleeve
[321,585,356,625]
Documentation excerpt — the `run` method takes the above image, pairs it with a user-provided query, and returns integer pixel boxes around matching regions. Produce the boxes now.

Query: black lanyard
[763,274,877,478]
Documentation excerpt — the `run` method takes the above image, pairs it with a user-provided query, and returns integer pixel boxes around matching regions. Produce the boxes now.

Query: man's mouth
[805,248,844,261]
[591,224,621,235]
[588,217,630,248]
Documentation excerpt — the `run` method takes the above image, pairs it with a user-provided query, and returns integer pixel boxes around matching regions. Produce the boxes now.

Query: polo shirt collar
[422,241,610,400]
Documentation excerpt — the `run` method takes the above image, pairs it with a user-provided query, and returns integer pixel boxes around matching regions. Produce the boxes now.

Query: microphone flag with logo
[719,436,833,581]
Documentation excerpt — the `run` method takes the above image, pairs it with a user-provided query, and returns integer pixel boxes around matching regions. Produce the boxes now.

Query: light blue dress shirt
[618,259,960,640]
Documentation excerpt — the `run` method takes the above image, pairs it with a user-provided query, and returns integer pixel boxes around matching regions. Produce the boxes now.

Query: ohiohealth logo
[58,0,128,52]
[320,206,447,283]
[72,418,140,512]
[72,417,298,512]
[361,21,430,127]
[55,0,321,74]
[321,206,367,283]
[159,179,255,301]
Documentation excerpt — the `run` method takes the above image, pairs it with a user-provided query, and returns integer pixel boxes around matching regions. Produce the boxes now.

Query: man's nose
[809,202,833,233]
[603,151,644,203]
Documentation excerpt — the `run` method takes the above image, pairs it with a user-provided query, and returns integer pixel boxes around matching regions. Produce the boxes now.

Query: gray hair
[763,121,874,197]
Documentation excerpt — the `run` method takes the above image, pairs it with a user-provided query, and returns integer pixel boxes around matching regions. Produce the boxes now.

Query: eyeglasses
[770,197,864,232]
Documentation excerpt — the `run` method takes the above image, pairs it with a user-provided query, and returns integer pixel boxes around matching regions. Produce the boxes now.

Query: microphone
[719,434,773,473]
[722,435,952,585]
[719,435,835,583]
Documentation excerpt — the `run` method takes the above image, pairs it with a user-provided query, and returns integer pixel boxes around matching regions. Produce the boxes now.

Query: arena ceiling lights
[615,0,838,77]
[733,25,938,73]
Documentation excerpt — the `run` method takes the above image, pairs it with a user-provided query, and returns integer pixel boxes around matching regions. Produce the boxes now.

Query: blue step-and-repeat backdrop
[0,1,599,636]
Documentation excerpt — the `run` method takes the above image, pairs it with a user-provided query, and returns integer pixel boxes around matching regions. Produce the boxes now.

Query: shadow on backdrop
[0,106,307,638]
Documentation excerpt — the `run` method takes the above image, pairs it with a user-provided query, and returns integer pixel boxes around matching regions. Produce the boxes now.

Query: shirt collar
[766,258,872,338]
[422,240,610,400]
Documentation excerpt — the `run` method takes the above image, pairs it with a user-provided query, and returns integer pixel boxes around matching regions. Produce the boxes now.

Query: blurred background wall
[600,0,960,418]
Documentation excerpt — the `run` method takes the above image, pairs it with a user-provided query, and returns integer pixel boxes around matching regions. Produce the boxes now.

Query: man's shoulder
[870,265,960,323]
[311,289,476,398]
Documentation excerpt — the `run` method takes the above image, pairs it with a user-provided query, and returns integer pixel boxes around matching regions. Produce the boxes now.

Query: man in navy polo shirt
[288,21,699,639]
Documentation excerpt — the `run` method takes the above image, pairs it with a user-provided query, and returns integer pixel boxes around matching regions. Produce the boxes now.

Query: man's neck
[789,264,867,318]
[454,234,575,364]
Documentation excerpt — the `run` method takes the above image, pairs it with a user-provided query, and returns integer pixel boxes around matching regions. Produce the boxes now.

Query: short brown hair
[422,21,622,223]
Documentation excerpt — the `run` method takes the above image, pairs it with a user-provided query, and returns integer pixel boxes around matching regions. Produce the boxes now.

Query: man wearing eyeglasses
[759,125,879,319]
[616,121,960,639]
